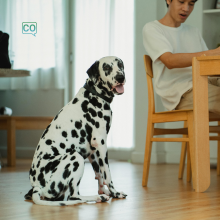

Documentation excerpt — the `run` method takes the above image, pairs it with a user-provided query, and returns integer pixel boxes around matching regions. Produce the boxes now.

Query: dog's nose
[115,75,125,83]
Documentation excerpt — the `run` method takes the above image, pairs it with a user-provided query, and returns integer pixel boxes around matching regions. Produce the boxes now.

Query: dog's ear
[86,61,100,84]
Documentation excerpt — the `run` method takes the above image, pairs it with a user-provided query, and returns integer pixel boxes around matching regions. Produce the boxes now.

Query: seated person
[143,0,220,114]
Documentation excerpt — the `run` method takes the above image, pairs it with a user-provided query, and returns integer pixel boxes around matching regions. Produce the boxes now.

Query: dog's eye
[118,63,123,69]
[104,66,110,71]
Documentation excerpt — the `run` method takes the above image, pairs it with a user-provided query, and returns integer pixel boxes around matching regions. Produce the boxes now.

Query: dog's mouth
[111,84,124,94]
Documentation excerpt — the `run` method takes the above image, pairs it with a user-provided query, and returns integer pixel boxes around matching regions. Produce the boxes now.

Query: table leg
[7,118,16,166]
[192,59,210,192]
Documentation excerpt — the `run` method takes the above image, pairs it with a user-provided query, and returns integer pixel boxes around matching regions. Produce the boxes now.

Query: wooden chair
[179,120,220,182]
[142,55,220,188]
[0,116,53,166]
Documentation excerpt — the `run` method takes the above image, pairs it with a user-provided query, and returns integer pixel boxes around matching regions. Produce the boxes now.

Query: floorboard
[1,159,220,220]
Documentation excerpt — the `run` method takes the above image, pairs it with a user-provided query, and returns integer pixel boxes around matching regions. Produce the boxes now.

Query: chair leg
[187,143,192,182]
[142,120,154,187]
[178,121,188,179]
[187,111,196,190]
[7,118,16,167]
[178,142,187,179]
[217,122,220,176]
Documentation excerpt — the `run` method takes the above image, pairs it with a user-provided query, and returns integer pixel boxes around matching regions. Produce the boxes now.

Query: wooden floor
[1,159,220,220]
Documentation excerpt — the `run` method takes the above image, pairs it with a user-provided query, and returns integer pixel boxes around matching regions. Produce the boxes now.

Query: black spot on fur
[43,153,51,160]
[63,155,68,160]
[81,100,89,113]
[85,123,92,142]
[105,152,109,164]
[37,145,40,151]
[84,90,90,99]
[72,98,79,104]
[24,188,33,200]
[60,203,66,206]
[99,158,104,167]
[51,146,60,156]
[45,162,53,174]
[107,81,112,90]
[73,162,79,172]
[60,143,66,149]
[104,171,107,180]
[71,129,79,138]
[41,124,51,139]
[69,197,81,201]
[84,113,91,122]
[102,63,113,76]
[38,173,45,187]
[91,119,95,125]
[36,161,41,168]
[80,129,86,137]
[75,121,82,130]
[63,169,71,179]
[90,97,102,109]
[92,161,99,173]
[65,163,70,169]
[54,109,63,121]
[101,139,105,145]
[87,61,100,83]
[58,181,65,192]
[104,103,110,110]
[90,145,96,151]
[95,122,99,128]
[70,156,76,161]
[79,137,85,144]
[91,154,95,160]
[77,179,81,186]
[96,150,100,157]
[88,108,97,117]
[46,139,52,145]
[62,131,68,138]
[98,111,103,118]
[104,116,111,134]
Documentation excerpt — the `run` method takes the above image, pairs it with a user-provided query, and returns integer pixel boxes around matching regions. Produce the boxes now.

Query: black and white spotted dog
[24,56,127,206]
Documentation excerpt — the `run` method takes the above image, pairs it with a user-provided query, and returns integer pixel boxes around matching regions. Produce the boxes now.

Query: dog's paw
[110,191,127,199]
[96,194,110,203]
[98,187,110,196]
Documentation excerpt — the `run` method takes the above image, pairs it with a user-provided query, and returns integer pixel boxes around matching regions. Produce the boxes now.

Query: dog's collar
[83,83,113,104]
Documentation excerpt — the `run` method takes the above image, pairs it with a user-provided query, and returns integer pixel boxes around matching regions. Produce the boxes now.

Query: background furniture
[0,68,53,167]
[179,119,220,183]
[0,116,53,166]
[142,55,220,192]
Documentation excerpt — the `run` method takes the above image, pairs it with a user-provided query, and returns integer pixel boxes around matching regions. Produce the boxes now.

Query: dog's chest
[33,88,112,161]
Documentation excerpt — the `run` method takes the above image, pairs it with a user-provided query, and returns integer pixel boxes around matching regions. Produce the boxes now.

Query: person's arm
[159,47,220,69]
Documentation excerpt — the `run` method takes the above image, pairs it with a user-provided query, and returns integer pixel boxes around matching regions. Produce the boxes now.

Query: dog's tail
[28,187,86,206]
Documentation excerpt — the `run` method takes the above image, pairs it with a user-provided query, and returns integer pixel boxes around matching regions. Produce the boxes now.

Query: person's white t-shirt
[142,20,208,111]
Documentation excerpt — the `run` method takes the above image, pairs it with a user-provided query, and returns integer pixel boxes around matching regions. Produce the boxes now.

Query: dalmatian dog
[24,56,127,206]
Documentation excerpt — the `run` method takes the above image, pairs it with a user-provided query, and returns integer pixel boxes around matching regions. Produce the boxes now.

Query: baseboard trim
[0,146,132,161]
[131,151,166,164]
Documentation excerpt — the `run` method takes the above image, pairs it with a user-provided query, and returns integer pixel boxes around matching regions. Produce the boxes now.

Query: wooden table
[0,68,30,167]
[0,68,30,77]
[192,55,220,192]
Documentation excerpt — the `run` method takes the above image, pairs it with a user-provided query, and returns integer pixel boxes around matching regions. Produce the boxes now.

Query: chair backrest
[143,55,155,114]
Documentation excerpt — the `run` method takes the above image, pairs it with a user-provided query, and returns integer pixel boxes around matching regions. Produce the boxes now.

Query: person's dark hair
[165,0,198,8]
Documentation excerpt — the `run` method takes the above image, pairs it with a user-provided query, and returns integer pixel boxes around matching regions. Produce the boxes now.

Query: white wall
[1,0,218,165]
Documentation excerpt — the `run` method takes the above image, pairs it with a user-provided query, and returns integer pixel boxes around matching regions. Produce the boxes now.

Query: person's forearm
[162,48,220,69]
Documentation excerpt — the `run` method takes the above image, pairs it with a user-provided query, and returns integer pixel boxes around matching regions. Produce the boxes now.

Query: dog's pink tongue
[115,85,124,93]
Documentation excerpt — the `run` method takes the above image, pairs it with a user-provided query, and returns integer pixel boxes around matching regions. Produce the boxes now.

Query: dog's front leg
[88,153,110,196]
[97,144,127,199]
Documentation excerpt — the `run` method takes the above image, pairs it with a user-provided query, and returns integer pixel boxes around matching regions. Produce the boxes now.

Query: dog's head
[86,56,126,95]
